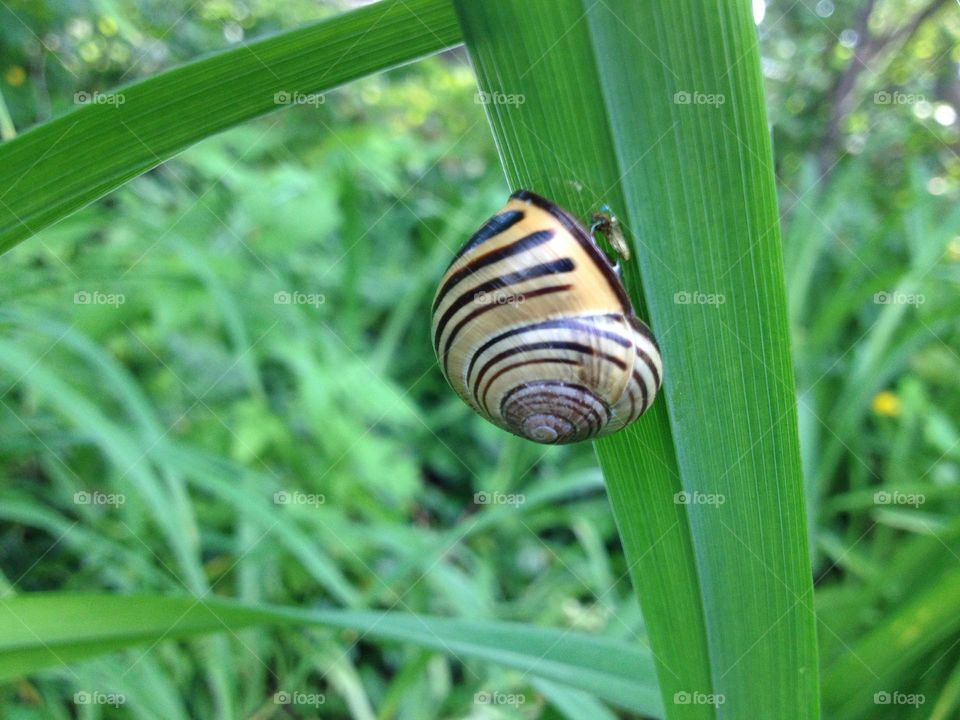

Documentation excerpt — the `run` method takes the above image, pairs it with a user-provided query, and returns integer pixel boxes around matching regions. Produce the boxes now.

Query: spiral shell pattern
[431,190,662,445]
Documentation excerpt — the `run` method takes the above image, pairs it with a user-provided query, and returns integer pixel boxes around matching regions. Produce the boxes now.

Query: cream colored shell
[431,190,662,444]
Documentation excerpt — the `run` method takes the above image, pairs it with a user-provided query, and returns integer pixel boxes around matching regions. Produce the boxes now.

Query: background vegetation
[0,0,958,717]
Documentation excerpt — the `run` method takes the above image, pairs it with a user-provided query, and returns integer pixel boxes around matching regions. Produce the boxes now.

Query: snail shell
[431,189,662,445]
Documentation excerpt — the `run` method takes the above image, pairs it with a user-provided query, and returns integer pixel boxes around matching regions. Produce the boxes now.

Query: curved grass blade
[0,0,461,255]
[0,593,663,717]
[822,559,960,718]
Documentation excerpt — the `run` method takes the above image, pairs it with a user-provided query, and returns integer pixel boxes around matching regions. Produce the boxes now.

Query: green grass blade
[533,678,621,720]
[930,659,960,720]
[0,594,663,717]
[822,564,960,719]
[0,0,461,255]
[453,2,819,718]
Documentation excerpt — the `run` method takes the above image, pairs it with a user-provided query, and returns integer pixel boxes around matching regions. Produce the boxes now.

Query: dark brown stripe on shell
[471,340,628,403]
[480,357,580,414]
[510,189,631,312]
[445,209,524,269]
[433,229,555,312]
[632,370,648,411]
[635,346,661,389]
[464,315,629,382]
[440,284,573,375]
[432,258,575,354]
[628,315,661,352]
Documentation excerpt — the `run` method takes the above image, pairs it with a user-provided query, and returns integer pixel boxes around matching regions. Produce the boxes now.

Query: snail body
[431,189,662,445]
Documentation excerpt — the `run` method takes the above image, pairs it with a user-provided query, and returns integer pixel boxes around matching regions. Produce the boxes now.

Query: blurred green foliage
[0,0,959,718]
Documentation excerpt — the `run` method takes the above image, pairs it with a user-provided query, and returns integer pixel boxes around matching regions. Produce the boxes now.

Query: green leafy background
[0,0,958,718]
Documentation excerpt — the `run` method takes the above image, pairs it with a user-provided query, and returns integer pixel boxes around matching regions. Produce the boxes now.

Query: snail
[431,189,662,445]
